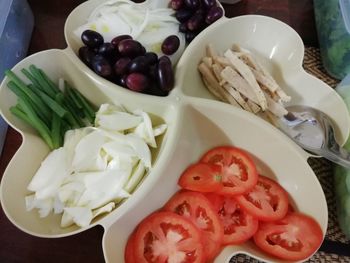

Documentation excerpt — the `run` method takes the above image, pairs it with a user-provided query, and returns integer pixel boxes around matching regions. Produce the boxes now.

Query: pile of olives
[78,30,177,96]
[170,0,224,43]
[77,0,223,95]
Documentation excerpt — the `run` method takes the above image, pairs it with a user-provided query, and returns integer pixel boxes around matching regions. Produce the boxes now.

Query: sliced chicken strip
[246,99,261,114]
[224,49,267,110]
[250,67,279,93]
[264,91,288,117]
[213,56,231,67]
[276,88,291,102]
[222,83,253,112]
[212,63,224,82]
[206,44,217,58]
[202,56,212,68]
[202,77,227,102]
[233,47,291,102]
[198,62,228,102]
[220,66,259,105]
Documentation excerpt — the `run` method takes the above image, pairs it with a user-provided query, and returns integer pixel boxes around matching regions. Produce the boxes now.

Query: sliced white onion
[76,169,129,209]
[124,161,146,194]
[63,207,93,228]
[153,124,167,136]
[92,202,116,219]
[96,111,142,131]
[72,130,109,172]
[61,210,74,228]
[26,103,166,228]
[28,148,70,200]
[126,134,152,168]
[132,109,157,147]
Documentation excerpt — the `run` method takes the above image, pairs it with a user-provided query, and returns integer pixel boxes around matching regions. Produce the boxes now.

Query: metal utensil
[277,105,350,168]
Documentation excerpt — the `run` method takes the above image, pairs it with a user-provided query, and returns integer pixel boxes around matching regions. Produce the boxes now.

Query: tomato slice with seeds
[133,211,204,263]
[125,231,137,263]
[234,175,289,221]
[200,146,258,195]
[178,162,222,192]
[254,212,324,261]
[163,191,224,261]
[206,193,259,245]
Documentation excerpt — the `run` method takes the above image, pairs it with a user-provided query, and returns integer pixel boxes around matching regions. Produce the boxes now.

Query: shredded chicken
[197,44,291,123]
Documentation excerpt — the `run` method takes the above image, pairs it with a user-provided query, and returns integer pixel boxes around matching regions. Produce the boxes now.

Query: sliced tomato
[125,231,137,263]
[163,190,224,261]
[234,175,289,221]
[133,211,204,263]
[206,193,259,245]
[178,162,222,192]
[254,212,324,261]
[200,146,258,195]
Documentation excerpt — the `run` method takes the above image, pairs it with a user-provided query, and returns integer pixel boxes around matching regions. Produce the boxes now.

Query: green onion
[5,70,52,120]
[6,65,97,149]
[70,87,95,123]
[51,113,62,149]
[38,68,61,94]
[18,97,54,150]
[28,65,57,98]
[7,81,51,125]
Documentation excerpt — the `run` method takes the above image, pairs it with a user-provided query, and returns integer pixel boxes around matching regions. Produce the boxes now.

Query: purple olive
[205,6,224,24]
[144,52,158,65]
[81,30,104,49]
[145,83,169,96]
[119,74,128,87]
[175,9,194,23]
[170,0,184,10]
[92,55,112,77]
[201,0,216,9]
[187,10,205,31]
[128,56,149,74]
[126,73,149,92]
[114,57,131,76]
[184,0,200,9]
[97,42,116,57]
[79,46,95,67]
[185,31,198,43]
[157,56,174,92]
[118,39,144,58]
[179,22,188,33]
[161,35,180,55]
[111,35,132,47]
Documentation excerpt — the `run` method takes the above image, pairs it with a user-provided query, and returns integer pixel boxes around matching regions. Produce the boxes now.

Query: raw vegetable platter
[0,0,350,262]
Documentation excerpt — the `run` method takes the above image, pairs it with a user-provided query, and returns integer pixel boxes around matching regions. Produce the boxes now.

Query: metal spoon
[276,105,350,168]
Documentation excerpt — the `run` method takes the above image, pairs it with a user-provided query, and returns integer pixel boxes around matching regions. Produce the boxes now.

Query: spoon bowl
[278,105,350,168]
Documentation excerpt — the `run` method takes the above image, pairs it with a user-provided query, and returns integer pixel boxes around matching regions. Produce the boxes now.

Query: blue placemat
[0,0,34,155]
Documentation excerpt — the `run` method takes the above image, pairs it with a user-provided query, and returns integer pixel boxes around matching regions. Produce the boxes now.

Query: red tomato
[206,193,259,245]
[254,212,324,261]
[133,211,204,263]
[125,231,136,263]
[163,191,224,261]
[234,175,289,221]
[200,146,258,195]
[178,162,222,192]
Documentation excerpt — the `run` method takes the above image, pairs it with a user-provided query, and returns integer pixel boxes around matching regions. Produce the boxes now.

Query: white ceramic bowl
[0,14,349,263]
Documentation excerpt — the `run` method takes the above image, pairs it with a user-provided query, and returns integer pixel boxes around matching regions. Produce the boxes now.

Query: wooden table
[0,1,319,262]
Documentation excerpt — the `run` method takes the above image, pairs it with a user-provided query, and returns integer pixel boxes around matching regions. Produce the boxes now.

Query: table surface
[0,0,328,262]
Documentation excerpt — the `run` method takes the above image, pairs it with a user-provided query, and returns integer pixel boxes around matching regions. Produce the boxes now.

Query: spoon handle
[321,118,350,169]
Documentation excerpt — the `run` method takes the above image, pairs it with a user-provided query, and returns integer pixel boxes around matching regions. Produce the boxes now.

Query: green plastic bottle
[335,74,350,238]
[314,0,350,80]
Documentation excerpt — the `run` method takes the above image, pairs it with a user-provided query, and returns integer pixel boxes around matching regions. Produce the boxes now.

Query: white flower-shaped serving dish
[1,5,349,263]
